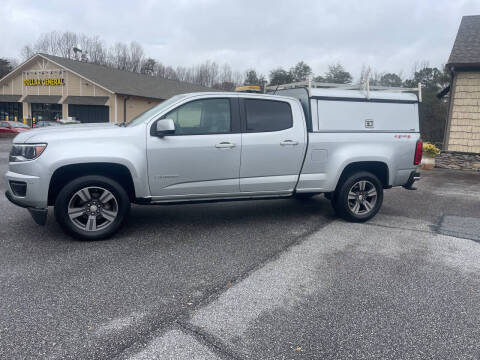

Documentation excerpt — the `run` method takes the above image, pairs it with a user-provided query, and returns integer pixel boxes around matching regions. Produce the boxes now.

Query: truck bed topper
[267,81,421,132]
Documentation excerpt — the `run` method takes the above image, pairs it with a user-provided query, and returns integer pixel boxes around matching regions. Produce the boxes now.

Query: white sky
[1,0,480,80]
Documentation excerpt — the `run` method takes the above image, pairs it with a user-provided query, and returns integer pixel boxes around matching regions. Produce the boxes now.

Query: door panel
[240,98,307,193]
[147,97,241,197]
[147,134,241,196]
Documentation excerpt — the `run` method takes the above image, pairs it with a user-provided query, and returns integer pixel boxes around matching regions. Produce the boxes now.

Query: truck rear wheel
[332,171,383,222]
[54,175,130,240]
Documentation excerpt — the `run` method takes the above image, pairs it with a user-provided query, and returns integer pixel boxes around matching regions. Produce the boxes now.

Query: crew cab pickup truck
[5,89,422,240]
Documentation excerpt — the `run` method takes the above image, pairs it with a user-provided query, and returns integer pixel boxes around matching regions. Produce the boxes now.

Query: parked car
[5,90,421,240]
[36,121,61,128]
[0,121,30,134]
[58,118,81,125]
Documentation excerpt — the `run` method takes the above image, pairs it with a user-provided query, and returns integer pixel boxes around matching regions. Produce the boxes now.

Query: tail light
[414,139,423,165]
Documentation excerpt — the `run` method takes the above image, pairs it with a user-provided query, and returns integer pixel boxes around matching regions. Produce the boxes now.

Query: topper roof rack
[265,79,423,102]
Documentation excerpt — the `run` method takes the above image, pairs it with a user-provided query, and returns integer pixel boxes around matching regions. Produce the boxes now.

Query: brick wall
[436,151,480,171]
[447,71,480,153]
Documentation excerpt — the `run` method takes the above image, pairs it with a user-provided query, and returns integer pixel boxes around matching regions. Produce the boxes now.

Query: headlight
[9,143,47,162]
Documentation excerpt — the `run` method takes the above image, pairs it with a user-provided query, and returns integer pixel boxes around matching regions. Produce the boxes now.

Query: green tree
[324,64,352,84]
[0,58,13,78]
[244,69,260,85]
[403,67,449,91]
[269,68,293,86]
[140,58,156,76]
[379,73,403,87]
[403,66,450,146]
[289,61,312,82]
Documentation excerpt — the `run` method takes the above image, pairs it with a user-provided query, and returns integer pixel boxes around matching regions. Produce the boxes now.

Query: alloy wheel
[347,180,377,215]
[67,186,118,232]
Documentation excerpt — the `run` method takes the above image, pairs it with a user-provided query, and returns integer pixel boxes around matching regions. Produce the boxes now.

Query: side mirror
[153,118,175,137]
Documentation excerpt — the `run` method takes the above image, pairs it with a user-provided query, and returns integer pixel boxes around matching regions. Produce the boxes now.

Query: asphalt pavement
[1,137,480,359]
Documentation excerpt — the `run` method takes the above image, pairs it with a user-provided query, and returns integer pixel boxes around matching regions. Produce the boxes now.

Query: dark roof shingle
[448,15,480,66]
[41,54,216,99]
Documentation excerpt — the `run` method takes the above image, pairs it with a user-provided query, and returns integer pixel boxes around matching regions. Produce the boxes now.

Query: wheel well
[337,161,389,189]
[48,163,136,206]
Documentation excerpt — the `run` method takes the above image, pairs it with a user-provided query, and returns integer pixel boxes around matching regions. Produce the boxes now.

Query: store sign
[24,78,65,86]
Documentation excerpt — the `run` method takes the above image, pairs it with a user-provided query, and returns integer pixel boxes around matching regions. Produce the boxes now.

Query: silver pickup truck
[5,88,422,240]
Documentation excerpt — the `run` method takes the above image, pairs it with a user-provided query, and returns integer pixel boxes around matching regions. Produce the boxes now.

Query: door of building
[31,103,62,122]
[68,105,109,123]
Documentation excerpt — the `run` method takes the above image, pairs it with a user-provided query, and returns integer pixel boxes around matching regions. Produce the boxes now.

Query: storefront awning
[0,95,22,102]
[63,96,109,106]
[23,95,62,104]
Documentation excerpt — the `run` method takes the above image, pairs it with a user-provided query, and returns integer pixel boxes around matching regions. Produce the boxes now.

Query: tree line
[15,31,449,90]
[0,30,451,144]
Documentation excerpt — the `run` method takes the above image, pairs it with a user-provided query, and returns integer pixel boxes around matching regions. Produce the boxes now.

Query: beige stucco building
[0,53,213,124]
[444,15,480,154]
[445,71,480,154]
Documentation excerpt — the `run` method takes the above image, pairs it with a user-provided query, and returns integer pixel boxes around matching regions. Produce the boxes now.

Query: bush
[423,142,440,157]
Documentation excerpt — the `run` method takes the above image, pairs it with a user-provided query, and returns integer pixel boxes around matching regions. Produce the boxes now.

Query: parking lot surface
[1,137,480,359]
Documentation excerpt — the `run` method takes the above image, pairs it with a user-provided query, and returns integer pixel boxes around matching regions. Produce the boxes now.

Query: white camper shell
[271,87,419,133]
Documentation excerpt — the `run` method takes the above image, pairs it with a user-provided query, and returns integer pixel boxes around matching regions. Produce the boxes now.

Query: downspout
[123,96,130,123]
[442,66,455,151]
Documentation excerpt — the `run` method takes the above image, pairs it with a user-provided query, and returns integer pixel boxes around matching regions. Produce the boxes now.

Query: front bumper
[5,170,48,208]
[5,168,49,226]
[5,190,48,225]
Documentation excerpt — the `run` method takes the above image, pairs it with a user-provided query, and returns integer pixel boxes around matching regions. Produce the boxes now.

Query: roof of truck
[175,89,418,104]
[309,88,418,102]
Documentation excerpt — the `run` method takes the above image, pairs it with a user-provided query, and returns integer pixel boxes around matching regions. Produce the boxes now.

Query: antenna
[366,70,370,99]
[273,84,280,95]
[362,67,371,99]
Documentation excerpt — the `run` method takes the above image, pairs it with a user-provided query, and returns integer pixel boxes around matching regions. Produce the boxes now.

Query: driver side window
[164,98,231,135]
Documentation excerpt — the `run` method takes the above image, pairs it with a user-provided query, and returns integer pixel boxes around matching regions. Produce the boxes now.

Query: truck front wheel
[332,171,383,222]
[55,175,130,240]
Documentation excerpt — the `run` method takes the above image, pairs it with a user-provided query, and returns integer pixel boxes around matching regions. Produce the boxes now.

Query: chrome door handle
[215,142,236,148]
[280,140,299,146]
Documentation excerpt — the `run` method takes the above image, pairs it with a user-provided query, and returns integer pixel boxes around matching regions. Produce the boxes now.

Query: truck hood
[13,123,124,143]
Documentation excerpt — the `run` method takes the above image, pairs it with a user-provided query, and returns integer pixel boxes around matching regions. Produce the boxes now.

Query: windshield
[10,122,29,128]
[125,94,188,127]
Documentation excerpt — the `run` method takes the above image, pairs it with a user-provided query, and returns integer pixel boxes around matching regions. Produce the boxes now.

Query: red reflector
[414,140,423,165]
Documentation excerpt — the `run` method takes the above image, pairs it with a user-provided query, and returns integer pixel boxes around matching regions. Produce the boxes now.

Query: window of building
[164,98,231,135]
[0,102,23,121]
[245,99,293,132]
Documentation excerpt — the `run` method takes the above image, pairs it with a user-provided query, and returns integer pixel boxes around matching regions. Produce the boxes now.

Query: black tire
[55,175,130,240]
[332,171,383,222]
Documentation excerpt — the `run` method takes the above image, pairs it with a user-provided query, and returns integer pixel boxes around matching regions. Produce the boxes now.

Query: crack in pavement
[114,220,332,360]
[118,214,462,360]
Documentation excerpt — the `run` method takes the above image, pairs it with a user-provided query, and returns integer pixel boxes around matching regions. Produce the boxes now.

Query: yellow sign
[24,78,65,86]
[235,85,261,93]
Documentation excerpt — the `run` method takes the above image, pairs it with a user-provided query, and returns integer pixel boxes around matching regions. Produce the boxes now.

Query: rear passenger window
[245,99,293,132]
